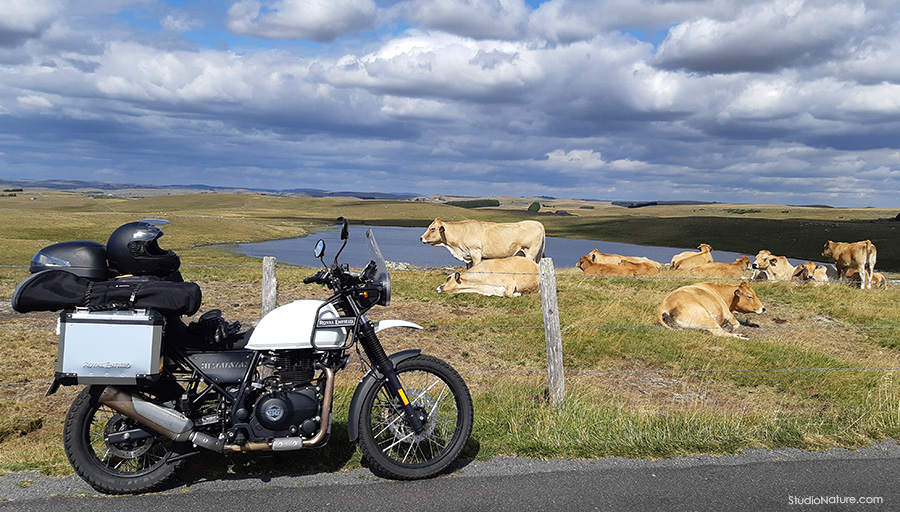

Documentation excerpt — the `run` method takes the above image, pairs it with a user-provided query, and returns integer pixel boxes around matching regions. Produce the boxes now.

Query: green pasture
[2,191,900,478]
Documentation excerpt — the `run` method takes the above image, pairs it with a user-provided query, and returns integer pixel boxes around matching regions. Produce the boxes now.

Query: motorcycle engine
[251,387,320,437]
[247,350,321,438]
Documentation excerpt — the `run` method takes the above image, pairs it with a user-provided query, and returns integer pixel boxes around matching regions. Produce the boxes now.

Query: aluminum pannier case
[55,308,165,385]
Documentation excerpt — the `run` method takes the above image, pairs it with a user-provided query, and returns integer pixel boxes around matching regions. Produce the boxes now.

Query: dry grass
[2,191,900,477]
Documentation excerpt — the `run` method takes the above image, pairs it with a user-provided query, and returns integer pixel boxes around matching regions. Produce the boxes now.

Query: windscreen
[365,229,391,306]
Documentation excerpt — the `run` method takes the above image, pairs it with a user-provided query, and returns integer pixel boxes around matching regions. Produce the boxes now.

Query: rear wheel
[357,355,473,479]
[63,386,182,494]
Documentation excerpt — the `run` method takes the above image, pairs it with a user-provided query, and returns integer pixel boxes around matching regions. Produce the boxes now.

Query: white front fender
[373,319,424,333]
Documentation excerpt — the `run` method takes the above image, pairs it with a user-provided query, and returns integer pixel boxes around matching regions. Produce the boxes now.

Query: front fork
[357,317,426,434]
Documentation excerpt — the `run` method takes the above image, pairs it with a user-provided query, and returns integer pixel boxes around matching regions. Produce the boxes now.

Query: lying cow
[844,269,887,289]
[822,240,878,290]
[791,262,829,286]
[420,218,545,268]
[588,249,664,270]
[689,256,752,280]
[669,244,713,270]
[657,281,766,338]
[437,256,540,297]
[751,250,794,281]
[577,256,637,277]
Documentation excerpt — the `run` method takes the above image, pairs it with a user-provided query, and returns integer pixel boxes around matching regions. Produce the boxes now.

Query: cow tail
[538,231,546,262]
[867,241,877,274]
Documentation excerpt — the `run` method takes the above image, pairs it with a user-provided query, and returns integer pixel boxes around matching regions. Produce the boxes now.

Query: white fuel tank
[245,300,349,350]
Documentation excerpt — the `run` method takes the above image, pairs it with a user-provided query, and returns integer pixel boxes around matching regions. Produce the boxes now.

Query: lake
[231,225,761,269]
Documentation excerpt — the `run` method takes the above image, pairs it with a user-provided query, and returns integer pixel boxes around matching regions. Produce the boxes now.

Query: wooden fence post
[540,257,565,408]
[262,256,278,318]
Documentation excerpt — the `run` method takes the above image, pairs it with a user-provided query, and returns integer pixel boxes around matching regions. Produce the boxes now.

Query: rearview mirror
[314,240,325,259]
[340,218,349,240]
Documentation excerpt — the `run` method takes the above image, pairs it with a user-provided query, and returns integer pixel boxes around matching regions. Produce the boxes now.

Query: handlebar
[304,260,375,288]
[303,271,327,285]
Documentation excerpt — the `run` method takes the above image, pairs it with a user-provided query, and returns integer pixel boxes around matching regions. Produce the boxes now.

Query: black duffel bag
[12,270,201,317]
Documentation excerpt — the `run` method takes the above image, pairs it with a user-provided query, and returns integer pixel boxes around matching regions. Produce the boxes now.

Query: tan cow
[420,218,545,268]
[437,257,540,297]
[657,281,766,338]
[822,240,878,289]
[845,269,886,289]
[689,256,752,280]
[670,244,713,270]
[588,249,664,270]
[577,256,636,276]
[620,260,661,276]
[751,250,794,281]
[791,262,829,286]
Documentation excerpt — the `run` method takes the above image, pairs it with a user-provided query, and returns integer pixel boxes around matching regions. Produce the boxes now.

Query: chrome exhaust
[98,386,224,452]
[99,364,335,455]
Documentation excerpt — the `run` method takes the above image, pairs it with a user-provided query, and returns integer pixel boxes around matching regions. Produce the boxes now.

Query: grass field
[2,190,900,479]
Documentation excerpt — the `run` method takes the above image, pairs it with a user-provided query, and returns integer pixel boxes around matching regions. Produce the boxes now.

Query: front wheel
[357,354,473,479]
[63,386,182,494]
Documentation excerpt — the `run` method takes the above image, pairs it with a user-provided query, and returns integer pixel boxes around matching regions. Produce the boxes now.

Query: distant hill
[0,179,419,201]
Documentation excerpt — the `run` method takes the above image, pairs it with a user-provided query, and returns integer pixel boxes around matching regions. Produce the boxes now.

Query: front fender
[347,349,421,443]
[373,319,424,333]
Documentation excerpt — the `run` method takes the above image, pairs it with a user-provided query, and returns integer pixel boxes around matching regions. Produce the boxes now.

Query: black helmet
[107,221,180,277]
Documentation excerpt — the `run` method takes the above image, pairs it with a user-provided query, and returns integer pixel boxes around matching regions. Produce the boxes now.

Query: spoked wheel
[357,355,473,479]
[63,386,182,494]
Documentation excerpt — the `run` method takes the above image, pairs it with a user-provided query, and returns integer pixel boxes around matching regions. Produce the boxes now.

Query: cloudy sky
[2,0,899,207]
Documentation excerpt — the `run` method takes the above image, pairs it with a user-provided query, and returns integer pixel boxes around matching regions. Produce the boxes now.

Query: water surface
[233,225,758,269]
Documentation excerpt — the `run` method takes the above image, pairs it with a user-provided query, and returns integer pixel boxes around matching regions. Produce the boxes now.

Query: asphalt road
[3,440,899,511]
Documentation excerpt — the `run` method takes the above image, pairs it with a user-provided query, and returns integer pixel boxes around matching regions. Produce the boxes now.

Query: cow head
[751,250,773,269]
[577,255,592,272]
[698,243,712,253]
[420,218,445,245]
[436,270,508,296]
[730,282,765,314]
[822,240,836,259]
[792,262,817,280]
[734,256,751,270]
[437,271,462,293]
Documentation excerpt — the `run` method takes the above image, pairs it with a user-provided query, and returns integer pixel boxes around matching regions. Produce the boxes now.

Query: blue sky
[1,0,899,208]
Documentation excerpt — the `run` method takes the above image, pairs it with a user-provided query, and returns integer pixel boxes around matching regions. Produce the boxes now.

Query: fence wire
[3,260,899,388]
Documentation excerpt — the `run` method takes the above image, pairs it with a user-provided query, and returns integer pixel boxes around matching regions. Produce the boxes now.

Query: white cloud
[546,149,606,170]
[160,14,203,33]
[226,0,376,41]
[0,0,63,47]
[655,0,869,73]
[400,0,529,40]
[17,95,53,108]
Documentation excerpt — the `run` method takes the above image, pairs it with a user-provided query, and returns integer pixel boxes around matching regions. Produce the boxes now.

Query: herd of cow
[419,218,886,338]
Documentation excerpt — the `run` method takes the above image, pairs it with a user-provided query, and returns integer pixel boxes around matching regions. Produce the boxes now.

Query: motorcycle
[15,219,473,494]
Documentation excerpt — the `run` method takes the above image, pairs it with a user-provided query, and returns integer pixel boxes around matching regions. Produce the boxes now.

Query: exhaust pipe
[99,386,224,452]
[99,365,335,454]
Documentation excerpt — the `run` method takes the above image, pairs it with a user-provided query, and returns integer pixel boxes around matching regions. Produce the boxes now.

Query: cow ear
[734,289,742,297]
[439,225,446,236]
[454,271,461,283]
[769,258,778,266]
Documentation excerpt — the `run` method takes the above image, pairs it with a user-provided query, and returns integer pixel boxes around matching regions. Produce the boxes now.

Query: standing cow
[822,240,878,290]
[420,218,545,268]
